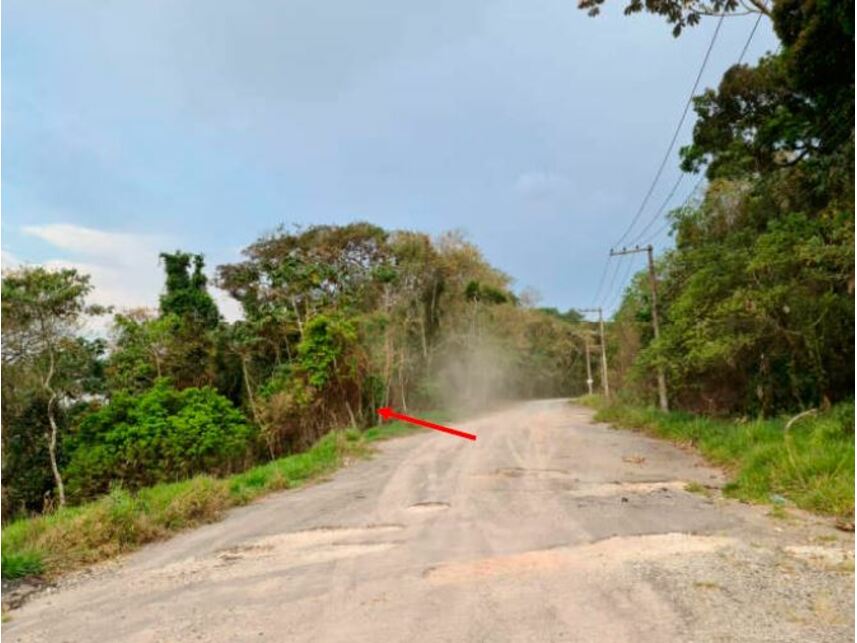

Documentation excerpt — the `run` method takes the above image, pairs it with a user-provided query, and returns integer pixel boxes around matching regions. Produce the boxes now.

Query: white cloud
[20,223,242,323]
[22,223,161,269]
[23,224,165,313]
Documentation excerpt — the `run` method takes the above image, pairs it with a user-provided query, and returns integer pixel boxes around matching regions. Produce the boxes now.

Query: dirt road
[5,400,854,642]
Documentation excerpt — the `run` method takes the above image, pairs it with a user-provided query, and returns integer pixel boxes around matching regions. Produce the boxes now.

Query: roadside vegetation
[580,396,854,520]
[592,0,853,418]
[3,226,576,582]
[1,413,436,581]
[2,0,853,588]
[3,229,584,520]
[573,0,854,522]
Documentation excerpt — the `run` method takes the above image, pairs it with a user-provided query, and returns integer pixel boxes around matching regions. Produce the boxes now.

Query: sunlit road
[5,400,854,642]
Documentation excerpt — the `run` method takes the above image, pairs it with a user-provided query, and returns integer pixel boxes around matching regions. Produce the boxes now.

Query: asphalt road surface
[5,400,854,642]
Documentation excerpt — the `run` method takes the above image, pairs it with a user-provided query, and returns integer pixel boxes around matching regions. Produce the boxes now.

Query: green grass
[1,412,449,582]
[578,396,854,519]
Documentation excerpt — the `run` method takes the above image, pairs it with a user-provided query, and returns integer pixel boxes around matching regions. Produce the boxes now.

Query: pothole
[424,533,736,584]
[407,502,450,513]
[149,524,405,584]
[567,480,689,498]
[495,467,571,480]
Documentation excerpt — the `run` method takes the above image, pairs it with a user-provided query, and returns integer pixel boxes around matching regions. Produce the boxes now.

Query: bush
[1,550,44,579]
[64,379,257,500]
[2,426,373,580]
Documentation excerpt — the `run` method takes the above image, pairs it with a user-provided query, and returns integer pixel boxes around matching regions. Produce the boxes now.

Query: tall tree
[2,267,105,506]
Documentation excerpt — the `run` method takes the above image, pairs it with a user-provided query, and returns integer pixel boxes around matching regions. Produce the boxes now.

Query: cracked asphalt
[4,400,854,642]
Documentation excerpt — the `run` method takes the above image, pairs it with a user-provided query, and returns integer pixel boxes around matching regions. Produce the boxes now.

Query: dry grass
[579,397,855,519]
[1,416,433,581]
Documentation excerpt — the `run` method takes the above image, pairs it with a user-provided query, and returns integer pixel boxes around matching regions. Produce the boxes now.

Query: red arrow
[377,407,476,441]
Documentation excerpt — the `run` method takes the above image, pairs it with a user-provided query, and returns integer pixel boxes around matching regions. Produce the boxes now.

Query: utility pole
[583,334,594,395]
[597,308,609,399]
[577,308,609,399]
[609,245,668,411]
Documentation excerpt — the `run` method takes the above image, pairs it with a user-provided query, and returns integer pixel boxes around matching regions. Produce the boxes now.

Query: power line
[612,14,726,250]
[605,254,639,313]
[590,255,613,307]
[736,13,764,65]
[593,12,766,313]
[598,254,626,308]
[642,105,850,248]
[628,172,686,246]
[640,173,707,245]
[626,13,766,250]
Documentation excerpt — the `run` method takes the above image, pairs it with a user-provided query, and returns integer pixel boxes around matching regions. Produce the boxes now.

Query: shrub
[64,379,257,500]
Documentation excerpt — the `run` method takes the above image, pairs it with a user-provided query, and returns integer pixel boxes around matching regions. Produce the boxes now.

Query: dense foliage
[1,268,106,509]
[3,0,851,530]
[2,226,589,520]
[64,380,257,500]
[599,0,854,415]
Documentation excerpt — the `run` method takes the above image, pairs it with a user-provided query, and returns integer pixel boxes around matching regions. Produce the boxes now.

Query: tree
[590,0,853,414]
[578,0,771,37]
[1,267,105,506]
[106,309,175,393]
[159,252,220,328]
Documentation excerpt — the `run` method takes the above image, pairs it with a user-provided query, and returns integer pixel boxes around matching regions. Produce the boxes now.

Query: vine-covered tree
[159,251,220,329]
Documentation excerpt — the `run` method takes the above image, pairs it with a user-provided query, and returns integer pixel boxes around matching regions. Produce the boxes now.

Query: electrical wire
[611,14,726,250]
[628,172,687,246]
[622,13,766,251]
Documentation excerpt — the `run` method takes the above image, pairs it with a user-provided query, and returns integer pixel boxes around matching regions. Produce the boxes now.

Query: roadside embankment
[577,396,854,522]
[1,414,439,583]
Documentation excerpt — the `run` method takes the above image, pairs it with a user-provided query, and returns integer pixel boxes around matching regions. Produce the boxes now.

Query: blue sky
[2,1,778,319]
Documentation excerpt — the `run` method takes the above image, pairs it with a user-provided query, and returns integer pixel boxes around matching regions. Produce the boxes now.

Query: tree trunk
[41,336,66,508]
[46,392,66,507]
[241,355,274,458]
[398,350,408,412]
[291,297,304,339]
[152,352,163,378]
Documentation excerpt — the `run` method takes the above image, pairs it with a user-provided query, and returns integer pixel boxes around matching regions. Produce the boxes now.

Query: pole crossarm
[609,244,652,257]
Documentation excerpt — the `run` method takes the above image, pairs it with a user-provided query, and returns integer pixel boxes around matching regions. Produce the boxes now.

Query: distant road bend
[6,400,854,642]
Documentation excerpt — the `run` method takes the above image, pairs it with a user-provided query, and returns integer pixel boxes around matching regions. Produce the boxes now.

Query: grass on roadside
[1,412,448,582]
[578,397,855,519]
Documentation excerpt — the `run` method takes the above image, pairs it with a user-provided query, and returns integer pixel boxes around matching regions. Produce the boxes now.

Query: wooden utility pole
[609,245,668,411]
[583,334,594,395]
[597,308,609,399]
[577,308,609,399]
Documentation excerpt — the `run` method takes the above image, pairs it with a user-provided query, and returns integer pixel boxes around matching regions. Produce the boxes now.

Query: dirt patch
[494,467,571,480]
[784,545,854,569]
[566,480,688,498]
[1,578,50,611]
[424,533,736,584]
[142,525,405,586]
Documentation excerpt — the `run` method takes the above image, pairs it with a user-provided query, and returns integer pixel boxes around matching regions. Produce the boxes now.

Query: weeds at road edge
[577,397,854,520]
[1,413,446,582]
